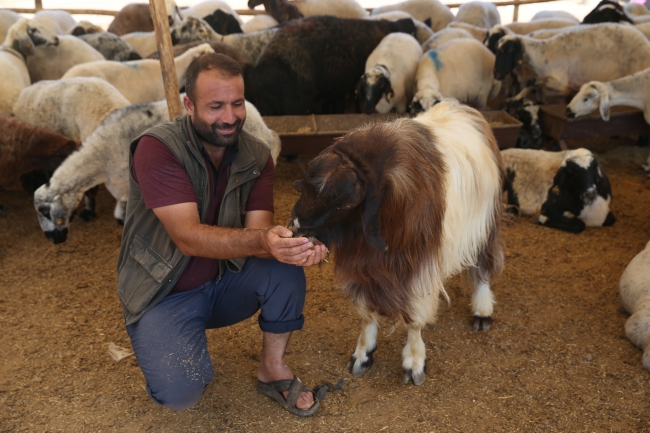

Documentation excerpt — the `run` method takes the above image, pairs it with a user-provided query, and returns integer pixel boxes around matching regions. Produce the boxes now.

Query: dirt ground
[2,136,650,433]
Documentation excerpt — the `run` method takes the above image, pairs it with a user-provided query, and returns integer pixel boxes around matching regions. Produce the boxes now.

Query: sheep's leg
[114,200,127,225]
[402,325,426,386]
[79,186,99,221]
[346,313,378,377]
[468,222,503,332]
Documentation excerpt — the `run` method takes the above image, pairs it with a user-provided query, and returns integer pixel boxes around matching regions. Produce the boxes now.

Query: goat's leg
[79,186,99,221]
[346,313,378,377]
[402,325,426,386]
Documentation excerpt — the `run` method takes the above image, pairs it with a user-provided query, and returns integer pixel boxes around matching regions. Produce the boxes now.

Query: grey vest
[117,114,271,325]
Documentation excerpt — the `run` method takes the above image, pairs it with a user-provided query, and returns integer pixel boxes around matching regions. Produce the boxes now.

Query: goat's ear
[598,86,611,121]
[293,180,303,192]
[553,166,568,187]
[362,189,388,252]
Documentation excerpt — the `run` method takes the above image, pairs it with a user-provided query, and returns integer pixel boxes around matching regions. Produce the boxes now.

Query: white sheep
[0,18,58,114]
[61,43,215,104]
[120,32,159,58]
[446,21,488,41]
[33,99,280,242]
[241,14,279,32]
[365,11,434,44]
[370,0,453,32]
[452,1,500,29]
[32,10,77,35]
[421,27,475,52]
[625,3,650,18]
[531,10,579,23]
[493,24,650,94]
[411,38,501,113]
[619,240,650,373]
[181,0,244,24]
[25,35,104,82]
[357,33,422,114]
[636,22,650,40]
[13,77,131,142]
[0,9,21,44]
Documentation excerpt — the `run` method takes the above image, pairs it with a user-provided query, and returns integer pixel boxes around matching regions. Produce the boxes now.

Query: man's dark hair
[185,52,243,103]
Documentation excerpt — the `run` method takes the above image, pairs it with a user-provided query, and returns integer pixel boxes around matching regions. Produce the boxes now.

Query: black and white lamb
[502,148,616,233]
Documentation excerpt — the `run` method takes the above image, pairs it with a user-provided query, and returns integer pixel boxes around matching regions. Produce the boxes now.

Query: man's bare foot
[257,361,315,410]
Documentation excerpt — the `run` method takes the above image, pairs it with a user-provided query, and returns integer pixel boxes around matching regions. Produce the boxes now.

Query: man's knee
[147,372,214,411]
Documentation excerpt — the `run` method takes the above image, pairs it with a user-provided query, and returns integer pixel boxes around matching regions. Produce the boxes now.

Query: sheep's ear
[553,166,568,187]
[599,87,611,121]
[362,189,388,252]
[293,180,303,192]
[17,36,34,56]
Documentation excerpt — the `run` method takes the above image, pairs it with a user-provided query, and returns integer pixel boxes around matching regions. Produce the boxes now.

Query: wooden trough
[264,110,523,156]
[539,104,650,150]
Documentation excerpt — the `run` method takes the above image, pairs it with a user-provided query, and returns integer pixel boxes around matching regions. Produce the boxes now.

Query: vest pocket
[130,235,173,283]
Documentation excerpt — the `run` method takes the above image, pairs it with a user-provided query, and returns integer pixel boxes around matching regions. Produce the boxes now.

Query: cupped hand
[262,226,329,266]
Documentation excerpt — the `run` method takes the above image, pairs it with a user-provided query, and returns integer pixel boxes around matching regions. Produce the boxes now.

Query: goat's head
[34,184,84,244]
[553,149,600,205]
[494,36,523,81]
[566,81,610,121]
[410,88,442,114]
[170,16,212,45]
[484,25,507,54]
[356,65,393,115]
[289,144,388,252]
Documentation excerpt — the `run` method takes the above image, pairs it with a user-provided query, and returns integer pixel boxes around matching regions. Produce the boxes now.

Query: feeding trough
[264,110,522,155]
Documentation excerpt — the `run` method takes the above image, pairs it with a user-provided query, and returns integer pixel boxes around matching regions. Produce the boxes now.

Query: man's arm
[153,203,327,266]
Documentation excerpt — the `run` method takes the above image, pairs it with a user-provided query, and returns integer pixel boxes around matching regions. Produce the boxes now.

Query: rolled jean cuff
[259,315,304,334]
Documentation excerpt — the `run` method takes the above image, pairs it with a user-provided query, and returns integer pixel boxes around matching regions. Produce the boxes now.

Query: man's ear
[183,94,194,116]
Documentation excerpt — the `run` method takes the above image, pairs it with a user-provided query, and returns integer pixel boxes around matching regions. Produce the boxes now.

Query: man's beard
[192,114,245,148]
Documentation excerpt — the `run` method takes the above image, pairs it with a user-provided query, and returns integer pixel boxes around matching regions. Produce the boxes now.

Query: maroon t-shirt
[132,134,274,293]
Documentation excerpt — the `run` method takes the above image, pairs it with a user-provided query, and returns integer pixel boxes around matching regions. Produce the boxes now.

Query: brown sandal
[257,376,321,417]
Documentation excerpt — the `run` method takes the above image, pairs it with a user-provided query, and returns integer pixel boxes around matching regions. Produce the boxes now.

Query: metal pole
[149,0,183,120]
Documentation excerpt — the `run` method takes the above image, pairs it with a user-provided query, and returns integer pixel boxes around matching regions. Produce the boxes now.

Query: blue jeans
[125,257,306,411]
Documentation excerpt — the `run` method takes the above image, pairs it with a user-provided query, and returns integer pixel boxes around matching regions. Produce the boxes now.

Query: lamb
[181,0,244,25]
[288,99,504,385]
[248,0,368,22]
[370,0,453,32]
[493,24,650,95]
[13,77,131,142]
[411,38,501,113]
[452,1,500,29]
[107,1,182,36]
[484,20,578,53]
[245,16,417,115]
[421,27,475,51]
[502,148,615,233]
[0,18,59,114]
[531,10,579,23]
[26,35,105,82]
[356,33,422,114]
[202,9,244,35]
[365,11,434,44]
[61,43,215,104]
[241,14,279,32]
[619,240,650,373]
[77,32,141,61]
[33,99,281,243]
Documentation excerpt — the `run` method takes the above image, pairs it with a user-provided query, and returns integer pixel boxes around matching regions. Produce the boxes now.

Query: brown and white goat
[289,99,504,385]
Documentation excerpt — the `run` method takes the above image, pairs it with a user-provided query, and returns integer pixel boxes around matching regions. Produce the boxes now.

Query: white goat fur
[363,33,422,113]
[61,43,215,104]
[498,24,650,94]
[13,77,131,142]
[26,35,104,82]
[619,240,650,373]
[181,0,244,24]
[453,1,500,29]
[365,11,434,44]
[33,99,280,235]
[370,0,453,32]
[412,39,501,111]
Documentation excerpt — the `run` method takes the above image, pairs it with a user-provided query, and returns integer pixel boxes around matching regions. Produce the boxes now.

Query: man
[116,53,327,416]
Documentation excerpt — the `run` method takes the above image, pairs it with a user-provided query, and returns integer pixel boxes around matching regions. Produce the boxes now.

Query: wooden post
[149,0,183,120]
[34,0,42,11]
[512,0,520,22]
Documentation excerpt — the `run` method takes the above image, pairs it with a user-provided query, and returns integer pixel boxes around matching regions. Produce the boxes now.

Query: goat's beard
[191,113,245,148]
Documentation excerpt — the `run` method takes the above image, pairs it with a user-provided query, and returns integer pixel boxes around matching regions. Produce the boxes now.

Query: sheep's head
[7,19,59,57]
[553,149,600,205]
[68,20,103,36]
[410,89,442,114]
[566,81,609,121]
[484,25,507,53]
[494,35,523,80]
[356,65,393,114]
[34,184,84,244]
[171,16,212,45]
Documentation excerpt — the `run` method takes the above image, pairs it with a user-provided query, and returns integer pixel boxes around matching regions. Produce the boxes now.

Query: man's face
[184,69,246,148]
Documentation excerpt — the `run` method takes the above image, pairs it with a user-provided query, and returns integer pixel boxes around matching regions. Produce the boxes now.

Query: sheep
[635,22,650,40]
[421,27,475,52]
[446,21,488,40]
[531,10,579,23]
[493,24,650,95]
[26,35,105,82]
[61,43,215,104]
[619,240,650,373]
[249,0,368,22]
[32,10,77,35]
[502,148,615,233]
[107,1,182,36]
[634,14,650,24]
[411,38,501,113]
[626,3,650,17]
[288,99,504,385]
[0,18,59,114]
[484,20,578,53]
[245,16,417,115]
[370,0,454,32]
[582,0,634,24]
[181,0,244,25]
[169,16,280,65]
[33,99,280,243]
[13,77,131,142]
[452,1,500,29]
[241,14,279,32]
[0,9,21,44]
[203,9,244,35]
[525,27,574,39]
[356,33,422,114]
[67,20,104,36]
[77,32,141,61]
[146,40,251,72]
[120,31,159,58]
[365,11,434,45]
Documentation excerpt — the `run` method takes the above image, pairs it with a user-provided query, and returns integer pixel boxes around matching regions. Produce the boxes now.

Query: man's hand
[262,226,329,267]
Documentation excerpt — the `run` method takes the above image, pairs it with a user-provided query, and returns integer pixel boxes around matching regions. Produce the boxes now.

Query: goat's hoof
[78,209,96,221]
[346,348,375,376]
[403,367,426,386]
[473,315,493,332]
